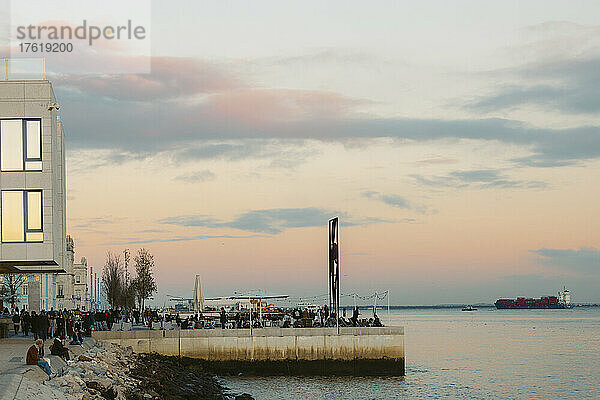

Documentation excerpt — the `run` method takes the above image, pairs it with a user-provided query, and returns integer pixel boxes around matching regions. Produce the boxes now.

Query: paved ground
[0,333,85,400]
[0,335,38,374]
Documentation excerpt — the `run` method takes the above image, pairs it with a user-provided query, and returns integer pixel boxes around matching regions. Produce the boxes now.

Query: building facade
[73,256,89,310]
[0,67,67,274]
[0,235,90,311]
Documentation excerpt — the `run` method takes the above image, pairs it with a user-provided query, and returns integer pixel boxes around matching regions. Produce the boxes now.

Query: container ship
[495,288,572,309]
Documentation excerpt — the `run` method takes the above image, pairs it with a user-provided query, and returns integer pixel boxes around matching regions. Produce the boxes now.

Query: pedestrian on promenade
[220,308,227,329]
[351,307,360,327]
[31,311,39,340]
[26,339,52,377]
[49,308,56,337]
[12,312,20,335]
[22,311,31,336]
[40,311,50,341]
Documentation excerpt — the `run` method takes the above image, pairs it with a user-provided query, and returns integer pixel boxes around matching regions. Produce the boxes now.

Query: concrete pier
[93,327,404,376]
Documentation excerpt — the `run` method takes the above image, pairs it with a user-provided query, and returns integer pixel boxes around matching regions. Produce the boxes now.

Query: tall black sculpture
[328,217,340,329]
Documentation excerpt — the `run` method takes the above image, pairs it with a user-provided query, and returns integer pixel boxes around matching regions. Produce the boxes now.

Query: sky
[2,0,599,305]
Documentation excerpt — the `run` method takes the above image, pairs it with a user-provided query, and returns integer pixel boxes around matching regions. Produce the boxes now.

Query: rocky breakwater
[45,341,254,400]
[45,342,136,399]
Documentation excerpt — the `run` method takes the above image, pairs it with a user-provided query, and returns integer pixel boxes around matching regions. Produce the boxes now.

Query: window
[76,275,80,283]
[76,290,81,300]
[0,119,42,171]
[57,284,63,298]
[22,284,28,296]
[1,190,43,242]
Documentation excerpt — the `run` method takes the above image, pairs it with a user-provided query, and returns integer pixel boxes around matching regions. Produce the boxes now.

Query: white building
[0,60,67,281]
[0,61,90,312]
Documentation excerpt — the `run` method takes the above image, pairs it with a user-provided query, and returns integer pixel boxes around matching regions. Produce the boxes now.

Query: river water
[220,307,600,399]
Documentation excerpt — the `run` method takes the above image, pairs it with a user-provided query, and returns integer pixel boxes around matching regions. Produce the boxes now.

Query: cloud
[58,87,600,167]
[105,234,265,245]
[362,191,431,214]
[417,155,459,165]
[48,51,600,168]
[411,169,547,190]
[362,191,410,208]
[158,207,392,234]
[174,170,216,183]
[530,247,600,274]
[468,54,600,115]
[71,215,123,229]
[52,57,243,100]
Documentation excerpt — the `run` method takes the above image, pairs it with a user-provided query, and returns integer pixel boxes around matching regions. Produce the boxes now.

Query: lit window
[0,119,42,172]
[1,190,43,242]
[1,120,23,171]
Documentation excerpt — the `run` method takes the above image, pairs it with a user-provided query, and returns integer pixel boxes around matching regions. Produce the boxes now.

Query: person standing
[12,312,20,335]
[56,312,64,338]
[351,307,359,327]
[49,308,56,338]
[40,311,49,341]
[22,311,31,337]
[31,311,39,340]
[220,308,227,329]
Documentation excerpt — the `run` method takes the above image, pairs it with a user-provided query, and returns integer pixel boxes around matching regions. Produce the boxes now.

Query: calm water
[221,307,600,399]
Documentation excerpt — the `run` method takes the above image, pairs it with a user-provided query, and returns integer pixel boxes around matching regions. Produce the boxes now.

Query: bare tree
[132,248,157,311]
[102,252,125,309]
[122,249,135,310]
[1,274,25,311]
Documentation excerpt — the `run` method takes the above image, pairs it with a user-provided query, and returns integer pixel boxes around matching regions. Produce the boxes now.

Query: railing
[1,58,46,80]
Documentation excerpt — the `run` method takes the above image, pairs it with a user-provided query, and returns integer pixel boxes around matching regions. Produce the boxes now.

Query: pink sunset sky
[4,0,599,304]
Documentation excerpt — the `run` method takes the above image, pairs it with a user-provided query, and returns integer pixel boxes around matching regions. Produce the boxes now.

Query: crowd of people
[4,306,88,343]
[163,305,384,330]
[2,303,384,337]
[3,303,384,377]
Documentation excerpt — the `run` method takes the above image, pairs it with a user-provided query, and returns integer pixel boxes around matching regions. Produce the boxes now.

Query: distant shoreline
[347,304,600,309]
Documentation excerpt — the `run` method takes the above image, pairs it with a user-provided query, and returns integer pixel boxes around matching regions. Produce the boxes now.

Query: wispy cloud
[158,207,393,234]
[411,169,547,190]
[530,247,600,275]
[174,170,216,183]
[71,215,123,229]
[52,57,244,100]
[105,233,265,245]
[467,22,600,116]
[362,191,430,214]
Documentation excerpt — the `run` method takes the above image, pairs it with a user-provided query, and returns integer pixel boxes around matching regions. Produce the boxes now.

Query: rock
[235,394,255,400]
[85,376,112,392]
[78,355,92,362]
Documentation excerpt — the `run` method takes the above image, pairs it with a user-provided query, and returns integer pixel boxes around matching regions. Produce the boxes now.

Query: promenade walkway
[0,333,90,400]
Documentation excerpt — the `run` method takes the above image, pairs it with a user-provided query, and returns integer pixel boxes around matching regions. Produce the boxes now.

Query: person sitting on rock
[26,339,52,377]
[51,336,70,361]
[70,329,83,345]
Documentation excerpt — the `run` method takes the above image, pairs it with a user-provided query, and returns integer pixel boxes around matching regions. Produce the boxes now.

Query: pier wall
[93,327,404,376]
